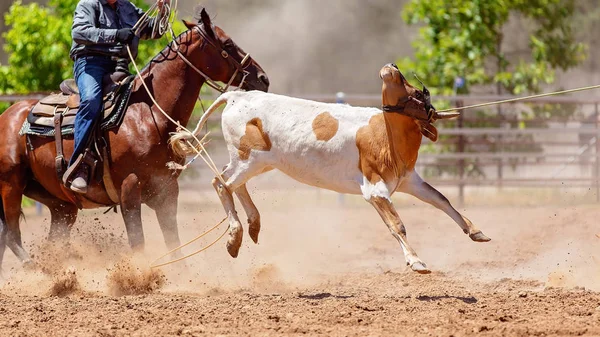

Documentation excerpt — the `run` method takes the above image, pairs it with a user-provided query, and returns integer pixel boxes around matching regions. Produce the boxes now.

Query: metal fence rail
[3,93,599,204]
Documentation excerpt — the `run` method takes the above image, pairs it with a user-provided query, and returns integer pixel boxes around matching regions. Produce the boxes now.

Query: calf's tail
[169,93,231,158]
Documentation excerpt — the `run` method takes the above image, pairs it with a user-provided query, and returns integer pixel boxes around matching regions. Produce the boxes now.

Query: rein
[170,26,251,94]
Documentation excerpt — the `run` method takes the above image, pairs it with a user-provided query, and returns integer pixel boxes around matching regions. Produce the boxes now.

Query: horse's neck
[137,45,204,130]
[382,112,422,173]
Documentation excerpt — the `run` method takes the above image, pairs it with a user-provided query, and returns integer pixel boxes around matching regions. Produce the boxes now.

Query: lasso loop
[127,0,226,185]
[150,217,228,269]
[127,1,230,269]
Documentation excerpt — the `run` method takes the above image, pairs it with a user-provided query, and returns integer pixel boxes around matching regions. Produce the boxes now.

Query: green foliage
[400,0,587,95]
[401,0,588,180]
[0,0,186,95]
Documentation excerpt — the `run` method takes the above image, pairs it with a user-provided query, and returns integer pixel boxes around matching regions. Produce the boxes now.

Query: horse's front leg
[147,182,181,254]
[120,173,145,251]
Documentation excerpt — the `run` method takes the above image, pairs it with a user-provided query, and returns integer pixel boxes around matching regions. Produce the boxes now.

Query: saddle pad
[20,77,135,137]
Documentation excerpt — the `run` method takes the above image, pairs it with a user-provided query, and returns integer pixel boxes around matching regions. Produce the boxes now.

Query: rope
[126,46,226,186]
[125,0,226,185]
[437,84,600,113]
[150,217,228,268]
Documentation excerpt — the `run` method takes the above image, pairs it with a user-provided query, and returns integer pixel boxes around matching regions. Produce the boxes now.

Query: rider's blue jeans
[70,56,116,166]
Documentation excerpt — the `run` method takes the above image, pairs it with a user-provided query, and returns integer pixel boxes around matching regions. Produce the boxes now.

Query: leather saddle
[27,72,131,130]
[21,72,135,207]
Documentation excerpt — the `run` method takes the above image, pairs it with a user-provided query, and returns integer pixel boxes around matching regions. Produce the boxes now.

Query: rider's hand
[116,28,135,44]
[157,0,170,9]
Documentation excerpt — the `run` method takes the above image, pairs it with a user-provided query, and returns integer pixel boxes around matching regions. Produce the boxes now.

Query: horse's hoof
[22,259,37,271]
[410,262,431,274]
[469,231,491,242]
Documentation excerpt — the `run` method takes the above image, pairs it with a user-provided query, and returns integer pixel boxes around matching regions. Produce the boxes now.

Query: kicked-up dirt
[1,185,599,336]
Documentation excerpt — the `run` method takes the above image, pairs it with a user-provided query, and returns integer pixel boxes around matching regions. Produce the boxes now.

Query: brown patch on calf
[238,118,272,160]
[312,112,339,141]
[355,113,422,185]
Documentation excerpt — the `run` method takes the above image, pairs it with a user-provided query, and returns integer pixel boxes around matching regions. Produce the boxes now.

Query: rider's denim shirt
[70,0,161,60]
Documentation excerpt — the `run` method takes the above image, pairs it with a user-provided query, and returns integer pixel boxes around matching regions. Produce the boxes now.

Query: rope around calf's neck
[436,84,600,113]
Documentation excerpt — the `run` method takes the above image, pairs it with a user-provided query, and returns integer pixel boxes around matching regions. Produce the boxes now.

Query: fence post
[596,103,600,202]
[456,100,465,206]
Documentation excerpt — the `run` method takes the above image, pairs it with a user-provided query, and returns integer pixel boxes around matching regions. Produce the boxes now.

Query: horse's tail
[169,93,231,158]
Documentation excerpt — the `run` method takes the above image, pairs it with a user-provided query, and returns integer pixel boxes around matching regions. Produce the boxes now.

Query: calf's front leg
[368,196,430,274]
[398,172,490,242]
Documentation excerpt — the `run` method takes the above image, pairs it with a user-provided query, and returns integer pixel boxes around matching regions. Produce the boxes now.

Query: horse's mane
[137,26,195,76]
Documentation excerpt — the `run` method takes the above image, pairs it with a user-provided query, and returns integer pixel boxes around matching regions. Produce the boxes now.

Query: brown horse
[0,9,269,271]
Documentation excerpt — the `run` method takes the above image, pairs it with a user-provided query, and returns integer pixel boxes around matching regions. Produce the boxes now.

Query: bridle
[382,73,436,122]
[382,95,435,122]
[170,25,251,94]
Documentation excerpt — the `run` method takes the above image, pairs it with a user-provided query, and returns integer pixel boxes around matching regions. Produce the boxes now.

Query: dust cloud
[178,0,415,95]
[1,182,598,296]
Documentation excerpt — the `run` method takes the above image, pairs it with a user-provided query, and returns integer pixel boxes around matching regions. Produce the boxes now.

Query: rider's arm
[71,1,118,45]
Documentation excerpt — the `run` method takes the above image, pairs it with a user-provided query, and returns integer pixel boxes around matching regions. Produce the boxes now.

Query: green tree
[0,0,185,95]
[0,0,204,206]
[400,0,587,95]
[399,0,588,180]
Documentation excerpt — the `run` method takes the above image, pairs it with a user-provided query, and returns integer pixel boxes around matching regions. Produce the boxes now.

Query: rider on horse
[67,0,169,194]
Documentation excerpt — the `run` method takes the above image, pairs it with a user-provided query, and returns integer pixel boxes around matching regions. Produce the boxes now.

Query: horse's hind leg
[0,179,31,266]
[24,181,78,243]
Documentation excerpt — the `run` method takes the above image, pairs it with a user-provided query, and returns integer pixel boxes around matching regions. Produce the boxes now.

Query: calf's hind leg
[368,196,430,274]
[213,160,265,257]
[235,184,261,244]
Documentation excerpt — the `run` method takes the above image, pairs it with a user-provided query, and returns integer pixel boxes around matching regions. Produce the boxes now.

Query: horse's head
[379,63,434,122]
[182,8,269,92]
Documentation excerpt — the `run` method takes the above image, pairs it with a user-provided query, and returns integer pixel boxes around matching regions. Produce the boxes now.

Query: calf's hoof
[248,219,260,244]
[469,231,491,242]
[226,241,241,258]
[226,228,243,258]
[410,261,431,274]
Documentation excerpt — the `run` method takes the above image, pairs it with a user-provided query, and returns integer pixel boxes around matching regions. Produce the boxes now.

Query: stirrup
[62,150,97,187]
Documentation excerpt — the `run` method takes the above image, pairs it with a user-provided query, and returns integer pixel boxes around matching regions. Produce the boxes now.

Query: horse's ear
[182,19,195,30]
[199,8,216,39]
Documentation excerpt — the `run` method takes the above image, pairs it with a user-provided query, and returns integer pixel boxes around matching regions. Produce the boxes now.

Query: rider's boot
[69,168,88,194]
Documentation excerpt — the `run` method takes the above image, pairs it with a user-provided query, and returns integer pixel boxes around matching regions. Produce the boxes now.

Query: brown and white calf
[171,64,490,273]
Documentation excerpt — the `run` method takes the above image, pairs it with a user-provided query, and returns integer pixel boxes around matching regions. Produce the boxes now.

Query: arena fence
[3,93,600,205]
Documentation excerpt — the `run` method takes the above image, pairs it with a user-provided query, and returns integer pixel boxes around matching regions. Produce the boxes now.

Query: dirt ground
[1,182,599,336]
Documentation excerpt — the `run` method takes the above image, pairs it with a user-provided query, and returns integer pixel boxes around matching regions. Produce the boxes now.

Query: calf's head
[379,63,434,122]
